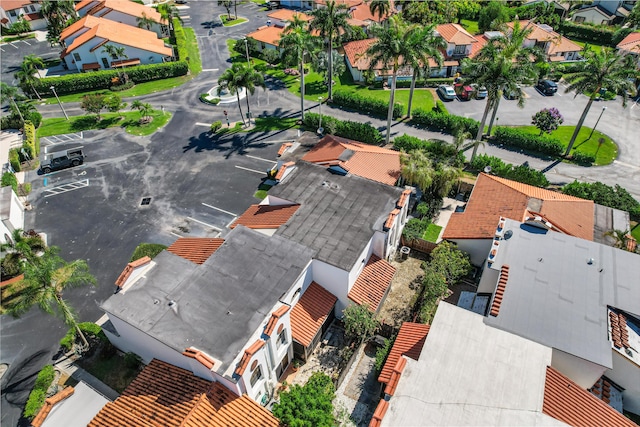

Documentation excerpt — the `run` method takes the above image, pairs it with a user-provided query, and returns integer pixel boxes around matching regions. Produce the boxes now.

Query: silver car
[471,84,488,99]
[437,85,456,101]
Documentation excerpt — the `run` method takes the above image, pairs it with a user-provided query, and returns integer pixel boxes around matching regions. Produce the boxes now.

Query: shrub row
[563,181,640,220]
[34,62,188,96]
[493,126,564,157]
[372,77,455,89]
[60,322,107,350]
[1,172,18,192]
[24,365,55,419]
[174,18,187,62]
[9,148,20,172]
[22,120,37,159]
[470,154,550,187]
[410,108,479,136]
[332,89,403,119]
[393,134,464,166]
[303,112,382,145]
[570,151,596,166]
[557,21,616,45]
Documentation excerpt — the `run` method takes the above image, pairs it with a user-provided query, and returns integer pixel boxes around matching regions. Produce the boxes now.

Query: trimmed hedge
[557,21,615,45]
[130,243,168,262]
[35,62,188,96]
[393,134,465,166]
[493,126,564,157]
[571,151,596,166]
[22,120,37,159]
[470,154,550,187]
[332,89,403,119]
[563,181,640,220]
[410,108,479,135]
[303,112,382,145]
[1,172,19,193]
[9,148,21,172]
[60,322,107,350]
[24,365,55,419]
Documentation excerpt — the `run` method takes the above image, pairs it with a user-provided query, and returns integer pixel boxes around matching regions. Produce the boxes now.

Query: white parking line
[44,179,89,197]
[225,217,238,228]
[201,69,219,72]
[195,122,211,127]
[186,216,221,231]
[21,40,30,45]
[246,154,275,163]
[9,43,18,49]
[202,202,236,217]
[235,165,265,174]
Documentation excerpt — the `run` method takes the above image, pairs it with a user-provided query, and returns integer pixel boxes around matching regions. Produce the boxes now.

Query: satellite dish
[484,166,492,173]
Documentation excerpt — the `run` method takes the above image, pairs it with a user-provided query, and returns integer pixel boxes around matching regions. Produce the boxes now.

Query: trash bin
[400,246,410,260]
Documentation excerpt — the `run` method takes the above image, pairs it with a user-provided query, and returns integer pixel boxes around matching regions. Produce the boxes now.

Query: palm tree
[0,82,26,124]
[3,247,96,350]
[461,20,540,161]
[1,229,46,278]
[218,64,248,125]
[238,65,266,125]
[368,0,390,22]
[41,0,77,45]
[131,100,152,122]
[563,49,636,156]
[157,3,180,31]
[309,0,352,100]
[15,62,41,100]
[136,11,155,31]
[400,150,434,190]
[278,15,318,121]
[102,44,129,82]
[405,23,445,117]
[368,15,417,145]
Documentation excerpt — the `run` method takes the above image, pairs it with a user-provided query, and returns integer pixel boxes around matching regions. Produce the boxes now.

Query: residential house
[617,32,640,68]
[300,135,401,186]
[572,0,636,25]
[88,359,279,426]
[523,0,571,19]
[507,20,582,62]
[442,173,629,266]
[101,232,316,404]
[59,15,173,72]
[342,38,416,84]
[75,0,168,38]
[31,383,108,427]
[0,0,45,30]
[467,217,640,415]
[0,186,24,245]
[371,302,637,426]
[246,10,311,52]
[377,322,429,394]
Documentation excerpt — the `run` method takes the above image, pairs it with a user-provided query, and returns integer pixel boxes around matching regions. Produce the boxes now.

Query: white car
[471,83,488,99]
[437,85,456,101]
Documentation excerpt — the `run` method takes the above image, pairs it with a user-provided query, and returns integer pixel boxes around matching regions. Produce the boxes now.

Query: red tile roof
[267,9,312,22]
[167,237,224,264]
[301,135,401,185]
[264,305,290,337]
[378,322,430,384]
[489,265,509,317]
[115,256,151,287]
[290,282,337,348]
[617,32,640,53]
[384,357,406,396]
[348,254,396,312]
[609,310,631,350]
[397,189,411,208]
[246,25,284,46]
[89,359,279,427]
[277,142,293,156]
[77,0,164,23]
[384,209,400,230]
[234,340,265,376]
[275,161,295,181]
[230,204,300,230]
[183,347,216,370]
[0,0,32,11]
[343,38,376,71]
[369,399,389,427]
[436,23,477,44]
[443,173,594,241]
[542,366,637,427]
[32,387,75,427]
[590,376,618,406]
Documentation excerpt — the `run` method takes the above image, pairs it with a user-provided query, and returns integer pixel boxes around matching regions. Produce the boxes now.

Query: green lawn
[0,33,35,43]
[515,125,617,166]
[571,39,611,54]
[220,15,248,26]
[245,116,299,132]
[460,19,479,35]
[422,223,442,242]
[38,110,172,137]
[631,223,640,242]
[183,26,202,74]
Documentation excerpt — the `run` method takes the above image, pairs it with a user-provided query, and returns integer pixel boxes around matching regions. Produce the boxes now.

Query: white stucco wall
[1,187,24,240]
[64,40,170,72]
[445,42,471,58]
[451,238,492,267]
[606,350,640,414]
[346,57,364,83]
[312,259,349,315]
[477,266,499,294]
[0,3,45,29]
[348,237,375,289]
[238,344,273,404]
[551,348,607,390]
[572,8,612,24]
[90,9,166,37]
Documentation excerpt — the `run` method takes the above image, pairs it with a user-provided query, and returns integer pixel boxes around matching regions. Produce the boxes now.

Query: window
[574,16,585,23]
[261,42,266,50]
[30,5,36,12]
[73,53,81,61]
[454,45,466,55]
[277,328,287,347]
[101,58,109,68]
[250,364,263,387]
[9,10,17,17]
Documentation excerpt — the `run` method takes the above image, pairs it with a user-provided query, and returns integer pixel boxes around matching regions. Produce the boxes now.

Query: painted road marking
[9,43,18,49]
[41,132,83,148]
[235,165,264,174]
[44,179,89,197]
[21,40,30,45]
[186,216,221,231]
[201,69,219,72]
[202,202,236,217]
[195,122,211,127]
[614,160,640,170]
[246,154,275,163]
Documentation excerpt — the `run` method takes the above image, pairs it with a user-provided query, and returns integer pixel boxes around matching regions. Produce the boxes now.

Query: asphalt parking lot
[0,38,61,87]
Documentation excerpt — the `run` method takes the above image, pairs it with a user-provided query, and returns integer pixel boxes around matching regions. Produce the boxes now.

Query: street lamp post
[317,97,323,135]
[589,106,607,139]
[243,38,251,66]
[50,86,69,120]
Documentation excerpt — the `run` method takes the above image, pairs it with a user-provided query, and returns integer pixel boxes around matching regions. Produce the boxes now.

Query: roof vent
[587,258,595,265]
[504,230,513,240]
[168,300,176,307]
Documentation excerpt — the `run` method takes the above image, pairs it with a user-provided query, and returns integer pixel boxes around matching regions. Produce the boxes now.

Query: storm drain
[140,197,152,206]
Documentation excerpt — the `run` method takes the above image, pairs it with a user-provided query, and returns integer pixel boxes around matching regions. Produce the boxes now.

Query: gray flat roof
[269,161,403,271]
[101,226,314,370]
[486,218,640,369]
[41,382,109,427]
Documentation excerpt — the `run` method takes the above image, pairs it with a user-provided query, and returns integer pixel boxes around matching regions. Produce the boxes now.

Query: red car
[454,83,474,101]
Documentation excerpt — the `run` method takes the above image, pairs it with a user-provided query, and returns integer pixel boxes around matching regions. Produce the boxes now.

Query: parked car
[470,83,488,99]
[437,85,456,101]
[536,79,558,96]
[40,148,85,174]
[454,83,474,101]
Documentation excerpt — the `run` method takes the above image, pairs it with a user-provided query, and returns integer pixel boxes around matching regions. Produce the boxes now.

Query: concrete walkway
[54,354,120,402]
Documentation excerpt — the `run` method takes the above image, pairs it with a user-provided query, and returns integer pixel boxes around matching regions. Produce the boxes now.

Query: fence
[401,237,438,254]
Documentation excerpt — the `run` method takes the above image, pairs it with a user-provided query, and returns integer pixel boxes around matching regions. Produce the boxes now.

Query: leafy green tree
[532,107,564,135]
[562,49,636,156]
[428,240,472,285]
[278,15,318,121]
[452,0,480,24]
[136,11,155,30]
[218,64,247,125]
[312,50,345,83]
[104,94,127,119]
[369,0,390,22]
[401,1,456,25]
[1,82,26,125]
[562,181,640,219]
[342,303,378,343]
[9,16,31,36]
[1,229,46,279]
[3,247,96,349]
[41,0,77,45]
[273,372,335,427]
[15,62,41,100]
[405,23,445,117]
[309,0,352,100]
[81,93,106,120]
[477,1,509,33]
[627,1,640,28]
[102,44,129,83]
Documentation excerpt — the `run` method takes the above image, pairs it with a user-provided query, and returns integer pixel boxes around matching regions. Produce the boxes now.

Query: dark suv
[40,148,85,174]
[536,79,558,95]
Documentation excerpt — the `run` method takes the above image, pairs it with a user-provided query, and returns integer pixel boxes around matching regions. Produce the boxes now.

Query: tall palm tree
[1,229,46,278]
[156,3,180,31]
[368,15,417,145]
[461,21,540,161]
[238,65,266,125]
[136,11,155,31]
[278,15,318,121]
[368,0,390,22]
[218,64,248,125]
[15,62,41,100]
[309,0,352,100]
[563,49,636,156]
[131,100,153,122]
[405,23,445,117]
[400,149,434,190]
[0,82,25,124]
[4,247,96,350]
